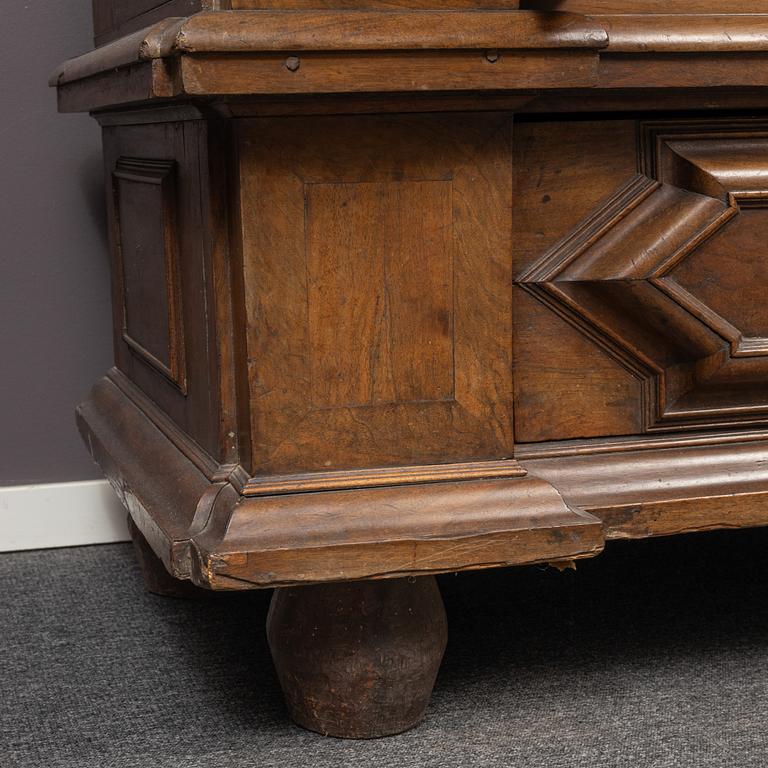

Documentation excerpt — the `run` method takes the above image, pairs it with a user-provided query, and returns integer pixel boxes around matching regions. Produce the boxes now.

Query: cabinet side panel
[103,121,222,458]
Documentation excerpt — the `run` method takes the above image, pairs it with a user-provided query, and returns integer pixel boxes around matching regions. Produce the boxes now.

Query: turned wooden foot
[127,516,202,598]
[267,576,447,739]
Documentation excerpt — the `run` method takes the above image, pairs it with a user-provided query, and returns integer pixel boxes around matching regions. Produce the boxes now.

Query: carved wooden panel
[519,119,768,433]
[512,119,643,442]
[237,114,513,474]
[113,157,186,392]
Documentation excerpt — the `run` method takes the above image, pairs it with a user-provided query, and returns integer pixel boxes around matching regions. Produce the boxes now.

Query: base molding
[190,476,604,589]
[77,374,604,588]
[77,372,768,589]
[522,438,768,539]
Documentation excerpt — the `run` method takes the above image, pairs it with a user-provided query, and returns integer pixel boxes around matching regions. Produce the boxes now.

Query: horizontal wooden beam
[51,9,607,88]
[521,435,768,540]
[51,9,609,110]
[191,477,604,588]
[599,14,768,53]
[175,10,608,52]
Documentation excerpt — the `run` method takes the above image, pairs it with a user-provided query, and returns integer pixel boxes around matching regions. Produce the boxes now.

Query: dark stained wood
[190,476,605,588]
[56,1,768,739]
[56,8,768,113]
[180,49,601,97]
[523,1,768,10]
[102,119,235,461]
[112,157,186,392]
[598,15,768,53]
[127,515,205,597]
[235,0,520,6]
[241,460,526,497]
[520,436,768,540]
[174,10,604,51]
[512,118,643,442]
[51,10,607,112]
[267,576,447,738]
[93,0,214,47]
[78,369,604,588]
[306,180,453,407]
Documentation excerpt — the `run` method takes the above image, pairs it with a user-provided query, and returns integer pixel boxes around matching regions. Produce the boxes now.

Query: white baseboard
[0,479,130,552]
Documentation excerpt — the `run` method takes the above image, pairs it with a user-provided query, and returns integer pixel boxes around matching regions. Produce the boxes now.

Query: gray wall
[1,0,112,485]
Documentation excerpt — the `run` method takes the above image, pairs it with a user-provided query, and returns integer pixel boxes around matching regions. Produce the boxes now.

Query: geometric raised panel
[239,114,514,474]
[307,180,454,409]
[518,120,768,431]
[112,157,186,393]
[672,203,768,353]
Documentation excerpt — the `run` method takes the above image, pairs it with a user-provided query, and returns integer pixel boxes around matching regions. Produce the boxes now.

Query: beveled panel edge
[518,120,768,433]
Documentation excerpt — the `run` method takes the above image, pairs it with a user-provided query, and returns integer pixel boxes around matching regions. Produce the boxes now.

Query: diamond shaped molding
[518,120,768,431]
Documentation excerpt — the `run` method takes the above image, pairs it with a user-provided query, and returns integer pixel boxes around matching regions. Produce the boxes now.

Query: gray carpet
[3,530,768,767]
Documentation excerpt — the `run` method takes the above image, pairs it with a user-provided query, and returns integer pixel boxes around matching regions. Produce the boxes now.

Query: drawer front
[513,115,768,442]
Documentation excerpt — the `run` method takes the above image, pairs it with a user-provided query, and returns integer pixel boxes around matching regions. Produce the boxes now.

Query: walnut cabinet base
[55,0,768,742]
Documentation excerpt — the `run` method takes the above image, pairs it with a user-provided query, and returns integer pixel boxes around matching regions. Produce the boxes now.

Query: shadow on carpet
[2,528,768,767]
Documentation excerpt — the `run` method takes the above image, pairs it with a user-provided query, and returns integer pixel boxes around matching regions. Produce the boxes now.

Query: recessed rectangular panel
[306,180,454,409]
[113,157,185,392]
[116,176,171,367]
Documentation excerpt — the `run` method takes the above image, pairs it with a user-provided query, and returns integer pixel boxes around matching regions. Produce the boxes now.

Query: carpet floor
[3,528,768,767]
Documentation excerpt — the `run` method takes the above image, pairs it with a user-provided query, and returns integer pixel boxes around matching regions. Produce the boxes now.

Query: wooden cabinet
[53,1,768,739]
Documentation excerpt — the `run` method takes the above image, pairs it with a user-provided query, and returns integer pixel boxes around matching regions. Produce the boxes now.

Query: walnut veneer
[53,0,768,738]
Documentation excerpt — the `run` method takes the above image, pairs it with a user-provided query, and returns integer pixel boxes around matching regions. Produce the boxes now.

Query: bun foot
[267,576,448,739]
[127,515,203,599]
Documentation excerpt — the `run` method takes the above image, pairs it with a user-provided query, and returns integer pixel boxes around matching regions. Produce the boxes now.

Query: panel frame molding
[112,155,188,393]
